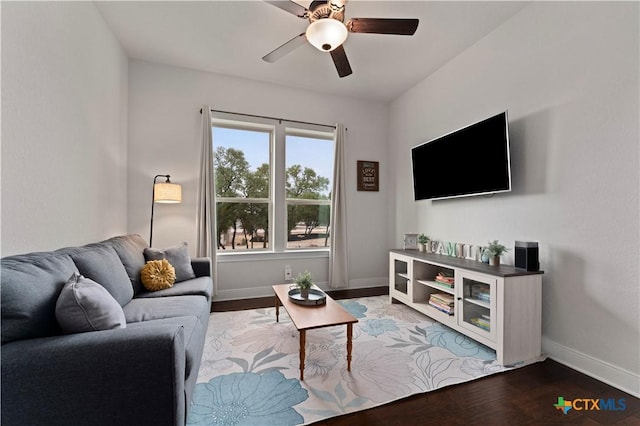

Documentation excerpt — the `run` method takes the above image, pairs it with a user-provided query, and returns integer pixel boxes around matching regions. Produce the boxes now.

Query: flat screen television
[411,111,511,201]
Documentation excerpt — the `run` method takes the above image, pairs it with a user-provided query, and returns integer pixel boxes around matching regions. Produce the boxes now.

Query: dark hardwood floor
[212,287,640,425]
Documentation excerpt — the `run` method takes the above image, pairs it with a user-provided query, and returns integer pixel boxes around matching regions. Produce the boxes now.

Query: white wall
[389,2,639,395]
[127,60,389,299]
[1,2,129,255]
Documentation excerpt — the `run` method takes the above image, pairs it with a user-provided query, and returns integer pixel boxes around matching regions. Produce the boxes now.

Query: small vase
[489,256,500,266]
[300,288,309,299]
[419,243,426,252]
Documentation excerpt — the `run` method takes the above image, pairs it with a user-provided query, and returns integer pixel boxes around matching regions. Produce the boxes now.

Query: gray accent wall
[388,2,639,395]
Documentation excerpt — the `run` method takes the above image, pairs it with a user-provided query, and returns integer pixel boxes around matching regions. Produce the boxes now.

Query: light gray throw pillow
[144,242,196,283]
[70,245,133,306]
[55,273,126,334]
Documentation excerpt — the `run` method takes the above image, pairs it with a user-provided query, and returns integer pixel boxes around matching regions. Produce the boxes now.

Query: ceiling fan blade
[346,18,419,35]
[262,33,307,63]
[330,45,352,78]
[264,1,308,18]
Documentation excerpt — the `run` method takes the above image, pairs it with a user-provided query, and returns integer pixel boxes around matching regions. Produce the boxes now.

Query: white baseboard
[345,276,388,288]
[214,276,388,301]
[542,336,640,398]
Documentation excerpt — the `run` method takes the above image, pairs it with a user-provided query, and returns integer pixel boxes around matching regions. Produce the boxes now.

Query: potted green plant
[294,270,313,299]
[418,234,430,253]
[486,240,509,266]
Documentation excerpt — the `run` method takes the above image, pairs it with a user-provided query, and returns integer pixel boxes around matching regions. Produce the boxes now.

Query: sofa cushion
[1,253,78,343]
[56,273,126,334]
[136,276,213,299]
[70,245,133,306]
[144,242,196,283]
[107,234,148,295]
[141,260,176,291]
[123,295,208,325]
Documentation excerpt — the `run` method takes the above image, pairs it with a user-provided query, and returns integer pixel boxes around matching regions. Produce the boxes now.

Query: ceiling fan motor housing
[309,0,345,23]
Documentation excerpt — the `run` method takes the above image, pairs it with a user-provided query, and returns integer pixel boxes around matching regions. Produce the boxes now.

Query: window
[286,130,333,249]
[212,118,334,253]
[214,124,271,251]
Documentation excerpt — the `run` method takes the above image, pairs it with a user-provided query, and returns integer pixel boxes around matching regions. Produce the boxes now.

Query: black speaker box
[515,241,539,271]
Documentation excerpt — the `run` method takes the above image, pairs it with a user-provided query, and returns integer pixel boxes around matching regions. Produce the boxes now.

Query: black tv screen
[411,111,511,201]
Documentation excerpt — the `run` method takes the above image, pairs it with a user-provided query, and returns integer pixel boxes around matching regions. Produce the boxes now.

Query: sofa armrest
[1,324,186,426]
[191,257,211,277]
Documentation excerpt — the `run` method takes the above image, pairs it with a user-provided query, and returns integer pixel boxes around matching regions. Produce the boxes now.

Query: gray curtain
[196,105,217,295]
[329,123,348,288]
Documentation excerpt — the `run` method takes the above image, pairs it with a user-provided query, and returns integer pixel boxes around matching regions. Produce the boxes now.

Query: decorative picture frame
[357,160,379,192]
[403,233,419,250]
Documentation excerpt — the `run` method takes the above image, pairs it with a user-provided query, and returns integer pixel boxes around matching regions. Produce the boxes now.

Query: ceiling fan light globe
[306,18,348,52]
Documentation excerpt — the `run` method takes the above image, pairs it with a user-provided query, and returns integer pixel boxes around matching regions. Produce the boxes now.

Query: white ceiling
[95,1,530,102]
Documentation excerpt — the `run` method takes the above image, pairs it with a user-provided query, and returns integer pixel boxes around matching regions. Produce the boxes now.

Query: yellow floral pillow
[140,259,176,291]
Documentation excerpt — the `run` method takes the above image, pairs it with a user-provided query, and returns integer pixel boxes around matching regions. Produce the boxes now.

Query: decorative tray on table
[287,287,327,306]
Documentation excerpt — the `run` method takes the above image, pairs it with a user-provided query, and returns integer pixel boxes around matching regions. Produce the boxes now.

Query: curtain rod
[200,108,336,130]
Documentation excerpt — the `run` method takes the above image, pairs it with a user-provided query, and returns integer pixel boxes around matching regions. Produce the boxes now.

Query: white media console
[389,249,544,366]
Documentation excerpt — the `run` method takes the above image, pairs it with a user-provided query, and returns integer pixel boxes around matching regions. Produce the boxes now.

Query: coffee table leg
[299,330,306,381]
[275,295,280,323]
[346,323,353,372]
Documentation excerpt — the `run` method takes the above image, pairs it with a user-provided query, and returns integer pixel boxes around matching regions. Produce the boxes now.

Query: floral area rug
[187,295,539,425]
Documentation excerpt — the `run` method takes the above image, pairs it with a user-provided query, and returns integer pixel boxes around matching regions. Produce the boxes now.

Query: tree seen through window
[213,124,333,251]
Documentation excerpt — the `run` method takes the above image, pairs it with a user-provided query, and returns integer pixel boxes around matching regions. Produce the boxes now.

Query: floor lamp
[150,174,182,247]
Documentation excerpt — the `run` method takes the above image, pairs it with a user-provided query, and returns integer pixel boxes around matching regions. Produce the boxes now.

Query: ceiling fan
[262,0,419,78]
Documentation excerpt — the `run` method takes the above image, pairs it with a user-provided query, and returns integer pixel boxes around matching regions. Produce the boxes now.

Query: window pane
[213,127,270,198]
[286,135,333,199]
[287,204,330,249]
[217,202,269,251]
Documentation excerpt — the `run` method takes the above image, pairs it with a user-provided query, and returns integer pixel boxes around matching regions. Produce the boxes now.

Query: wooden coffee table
[272,284,358,380]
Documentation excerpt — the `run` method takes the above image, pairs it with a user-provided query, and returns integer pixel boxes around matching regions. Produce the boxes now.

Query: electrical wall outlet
[284,265,292,281]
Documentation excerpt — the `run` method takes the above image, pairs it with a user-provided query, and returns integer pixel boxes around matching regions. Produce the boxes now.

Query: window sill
[216,249,330,263]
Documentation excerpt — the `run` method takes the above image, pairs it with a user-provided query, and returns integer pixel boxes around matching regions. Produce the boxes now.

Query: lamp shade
[154,182,182,203]
[306,18,348,52]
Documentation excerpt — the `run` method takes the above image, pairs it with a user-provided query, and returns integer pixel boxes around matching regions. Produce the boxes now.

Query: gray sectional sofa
[1,234,213,426]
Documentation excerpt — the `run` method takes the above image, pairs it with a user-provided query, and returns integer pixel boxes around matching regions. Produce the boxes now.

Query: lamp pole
[149,174,170,247]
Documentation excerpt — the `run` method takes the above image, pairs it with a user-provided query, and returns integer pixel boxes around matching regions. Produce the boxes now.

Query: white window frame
[284,127,334,251]
[211,114,334,259]
[212,118,273,253]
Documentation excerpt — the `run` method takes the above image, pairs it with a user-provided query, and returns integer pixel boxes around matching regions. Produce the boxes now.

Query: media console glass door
[457,271,497,343]
[390,256,410,301]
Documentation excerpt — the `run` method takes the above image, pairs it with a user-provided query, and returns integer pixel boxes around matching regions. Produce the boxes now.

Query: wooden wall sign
[357,160,379,192]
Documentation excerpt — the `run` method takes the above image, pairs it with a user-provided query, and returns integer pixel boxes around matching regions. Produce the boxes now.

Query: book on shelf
[471,286,490,302]
[435,272,454,287]
[429,299,452,310]
[428,300,454,315]
[434,279,454,288]
[475,294,490,303]
[471,284,491,302]
[429,293,454,306]
[470,317,491,331]
[428,293,454,315]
